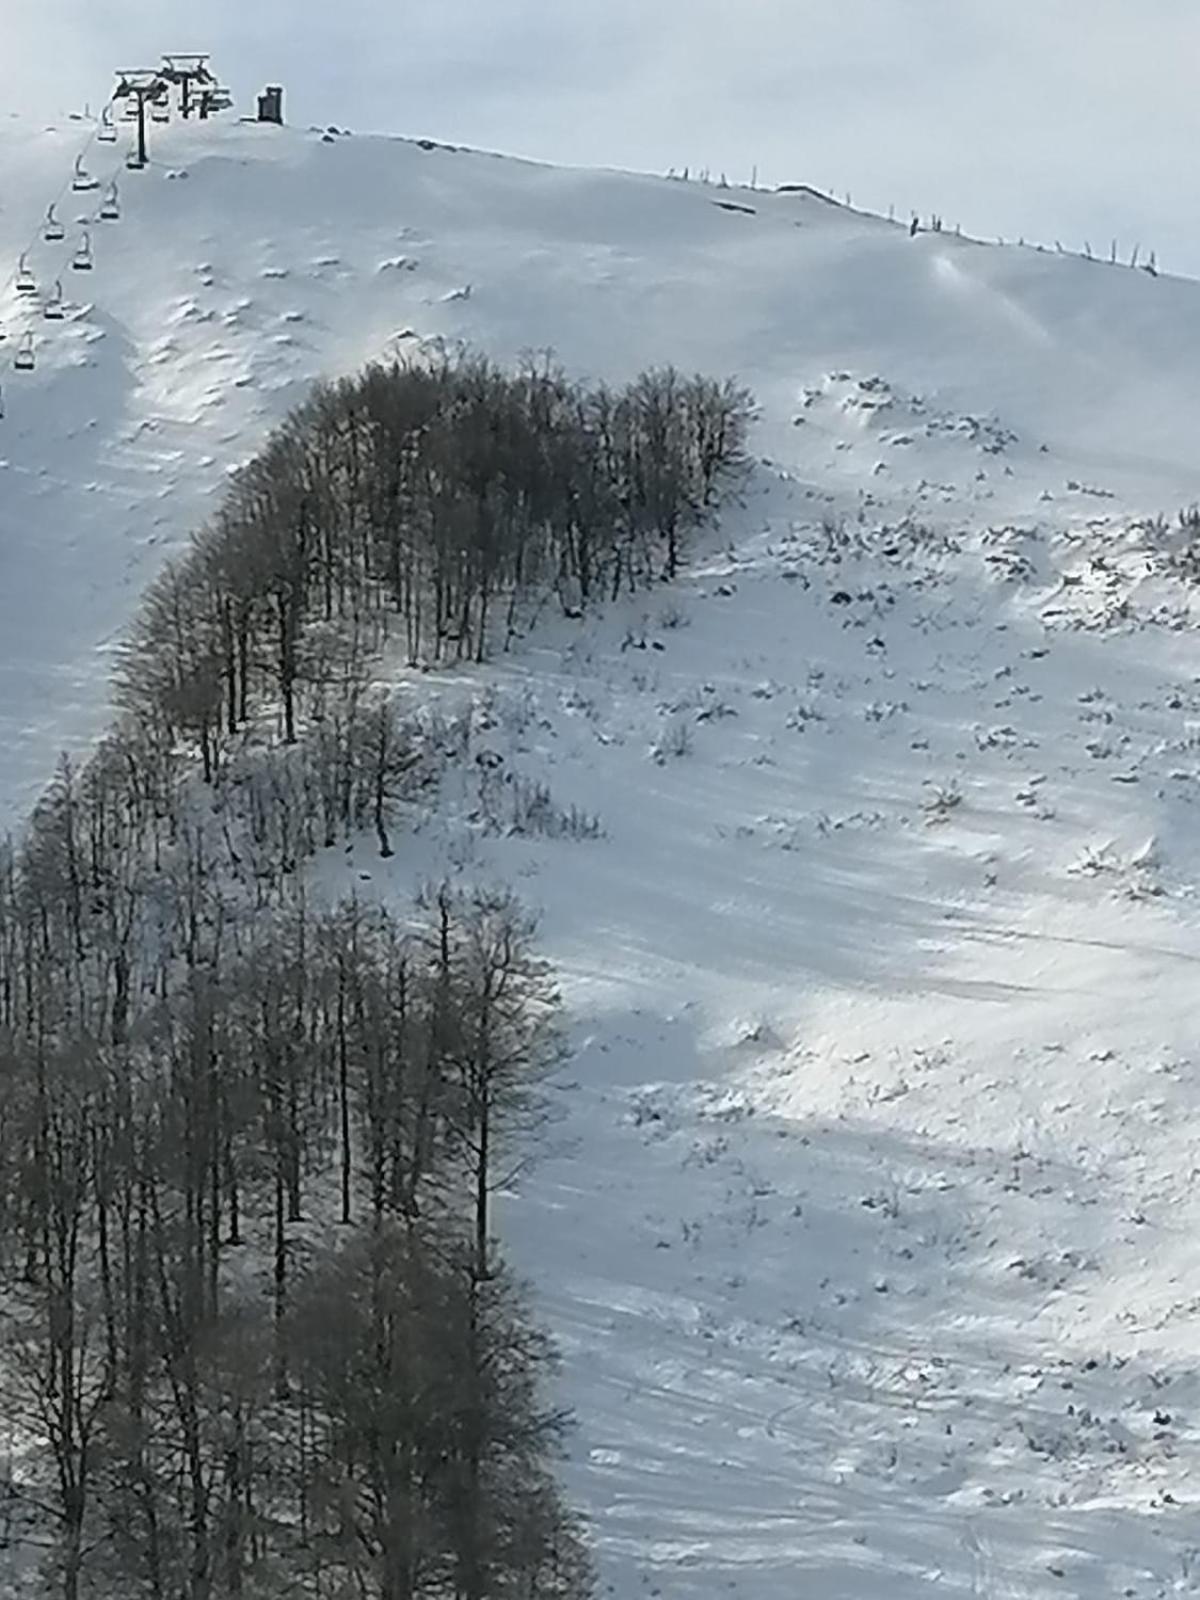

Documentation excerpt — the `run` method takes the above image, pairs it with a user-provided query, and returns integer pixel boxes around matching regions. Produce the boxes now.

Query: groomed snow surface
[6,111,1200,1597]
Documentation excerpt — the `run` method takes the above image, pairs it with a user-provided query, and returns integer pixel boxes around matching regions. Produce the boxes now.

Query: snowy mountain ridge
[4,110,1200,1597]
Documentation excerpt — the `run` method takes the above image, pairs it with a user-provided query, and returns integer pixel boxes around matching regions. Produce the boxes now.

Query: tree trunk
[273,1167,288,1400]
[338,980,352,1224]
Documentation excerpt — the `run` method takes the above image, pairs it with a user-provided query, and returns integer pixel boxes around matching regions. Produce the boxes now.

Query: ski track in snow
[7,112,1200,1598]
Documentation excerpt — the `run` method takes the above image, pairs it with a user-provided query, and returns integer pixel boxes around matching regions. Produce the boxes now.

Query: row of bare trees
[116,352,752,786]
[0,351,753,1597]
[0,796,587,1600]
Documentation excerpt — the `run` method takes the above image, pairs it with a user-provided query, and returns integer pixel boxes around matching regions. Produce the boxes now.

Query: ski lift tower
[160,53,215,120]
[113,70,171,168]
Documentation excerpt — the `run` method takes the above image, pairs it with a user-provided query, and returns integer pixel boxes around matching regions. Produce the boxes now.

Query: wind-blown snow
[6,111,1200,1598]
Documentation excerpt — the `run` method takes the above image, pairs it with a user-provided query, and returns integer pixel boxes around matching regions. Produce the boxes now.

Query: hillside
[4,112,1200,823]
[5,111,1200,1598]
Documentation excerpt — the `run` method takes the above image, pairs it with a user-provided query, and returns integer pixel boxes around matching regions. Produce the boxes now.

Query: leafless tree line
[0,350,752,1598]
[115,351,752,786]
[0,810,587,1600]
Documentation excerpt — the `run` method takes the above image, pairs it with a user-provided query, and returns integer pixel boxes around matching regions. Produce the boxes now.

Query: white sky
[2,2,1195,275]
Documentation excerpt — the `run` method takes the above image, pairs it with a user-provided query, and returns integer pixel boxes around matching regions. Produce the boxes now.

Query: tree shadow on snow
[501,1004,1200,1600]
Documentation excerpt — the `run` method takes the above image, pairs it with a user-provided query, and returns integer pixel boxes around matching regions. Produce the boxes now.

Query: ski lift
[151,91,171,125]
[72,154,98,193]
[43,280,65,321]
[99,181,120,222]
[98,104,117,144]
[15,254,36,296]
[125,145,145,172]
[43,203,65,243]
[14,332,35,373]
[196,84,233,119]
[71,230,94,273]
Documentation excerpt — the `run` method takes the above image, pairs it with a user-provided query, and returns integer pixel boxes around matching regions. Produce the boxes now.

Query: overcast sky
[3,2,1195,275]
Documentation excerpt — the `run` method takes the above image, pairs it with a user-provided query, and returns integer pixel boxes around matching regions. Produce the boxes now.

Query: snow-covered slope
[3,111,1200,821]
[404,507,1200,1600]
[7,110,1200,1598]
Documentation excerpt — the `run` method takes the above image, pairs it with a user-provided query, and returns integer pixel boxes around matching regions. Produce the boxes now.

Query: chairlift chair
[14,333,35,373]
[99,182,120,222]
[71,231,94,273]
[98,105,117,143]
[15,254,36,296]
[43,204,65,243]
[196,84,233,119]
[125,145,145,171]
[162,52,213,74]
[43,281,65,321]
[151,93,171,125]
[72,154,98,192]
